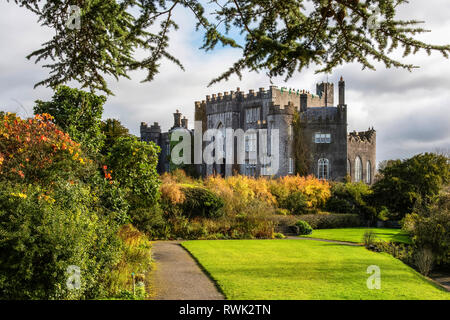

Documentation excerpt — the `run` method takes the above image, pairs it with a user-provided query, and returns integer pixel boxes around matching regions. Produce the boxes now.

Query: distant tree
[34,86,106,156]
[9,0,450,94]
[370,153,450,219]
[100,119,130,155]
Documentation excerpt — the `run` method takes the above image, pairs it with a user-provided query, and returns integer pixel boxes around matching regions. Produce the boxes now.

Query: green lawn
[304,227,411,244]
[182,239,449,300]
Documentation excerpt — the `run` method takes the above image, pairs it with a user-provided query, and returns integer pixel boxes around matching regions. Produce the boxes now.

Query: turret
[339,76,345,106]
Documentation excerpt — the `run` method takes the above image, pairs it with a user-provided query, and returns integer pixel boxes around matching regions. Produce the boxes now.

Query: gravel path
[149,241,225,300]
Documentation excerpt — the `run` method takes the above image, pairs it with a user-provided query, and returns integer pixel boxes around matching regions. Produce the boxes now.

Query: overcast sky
[0,1,449,164]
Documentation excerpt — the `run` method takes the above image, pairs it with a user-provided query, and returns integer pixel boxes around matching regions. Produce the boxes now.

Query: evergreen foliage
[9,0,450,94]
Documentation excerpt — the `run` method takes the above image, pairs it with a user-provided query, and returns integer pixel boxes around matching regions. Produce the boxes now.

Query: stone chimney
[173,109,182,128]
[181,116,188,129]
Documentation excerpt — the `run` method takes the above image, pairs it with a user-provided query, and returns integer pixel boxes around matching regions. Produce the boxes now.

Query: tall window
[246,107,260,123]
[347,159,351,176]
[318,158,329,180]
[355,156,362,182]
[288,158,294,174]
[366,161,371,184]
[288,125,293,139]
[245,132,257,152]
[315,133,331,143]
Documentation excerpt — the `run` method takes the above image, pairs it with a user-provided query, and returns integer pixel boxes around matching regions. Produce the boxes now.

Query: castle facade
[141,78,376,184]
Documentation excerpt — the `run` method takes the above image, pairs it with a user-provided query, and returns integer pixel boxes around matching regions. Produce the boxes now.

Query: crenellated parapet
[348,128,376,144]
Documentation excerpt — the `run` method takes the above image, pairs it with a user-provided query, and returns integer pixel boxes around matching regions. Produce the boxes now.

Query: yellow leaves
[10,192,27,199]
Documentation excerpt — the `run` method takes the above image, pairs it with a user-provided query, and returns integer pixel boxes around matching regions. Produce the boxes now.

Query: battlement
[348,128,376,144]
[268,101,296,115]
[201,86,324,104]
[141,121,161,134]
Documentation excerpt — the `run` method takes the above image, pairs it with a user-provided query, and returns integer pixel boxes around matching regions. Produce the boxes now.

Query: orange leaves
[0,114,86,181]
[102,164,113,180]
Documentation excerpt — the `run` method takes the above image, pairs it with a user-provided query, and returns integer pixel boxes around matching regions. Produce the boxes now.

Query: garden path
[149,241,225,300]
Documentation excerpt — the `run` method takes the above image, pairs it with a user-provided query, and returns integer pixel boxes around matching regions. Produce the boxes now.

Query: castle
[141,77,376,184]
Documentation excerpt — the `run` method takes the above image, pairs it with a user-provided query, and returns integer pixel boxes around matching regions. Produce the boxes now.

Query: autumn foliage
[0,112,92,184]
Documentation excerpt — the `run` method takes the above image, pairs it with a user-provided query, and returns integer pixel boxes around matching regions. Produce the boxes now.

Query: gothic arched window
[366,161,372,184]
[355,156,362,182]
[318,158,329,180]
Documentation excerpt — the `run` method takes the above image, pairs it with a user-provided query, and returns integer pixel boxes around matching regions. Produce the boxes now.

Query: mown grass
[304,227,411,244]
[182,240,448,300]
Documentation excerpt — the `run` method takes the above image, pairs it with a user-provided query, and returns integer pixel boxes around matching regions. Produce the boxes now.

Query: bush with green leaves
[297,213,361,229]
[0,181,122,299]
[403,193,450,268]
[181,186,225,219]
[295,220,313,235]
[280,191,308,215]
[370,153,449,219]
[106,136,161,231]
[325,182,377,223]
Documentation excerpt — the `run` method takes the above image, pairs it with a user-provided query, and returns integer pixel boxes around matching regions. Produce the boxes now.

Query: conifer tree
[9,0,450,94]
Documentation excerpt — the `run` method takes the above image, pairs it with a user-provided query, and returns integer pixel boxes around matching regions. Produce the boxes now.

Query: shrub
[298,213,361,229]
[0,113,94,185]
[280,191,308,214]
[324,197,353,213]
[414,247,434,276]
[274,208,290,215]
[403,193,450,268]
[372,241,414,265]
[363,230,377,248]
[325,182,372,213]
[128,205,166,236]
[274,232,286,239]
[270,175,331,209]
[0,181,122,299]
[295,220,313,235]
[105,224,152,298]
[181,186,225,219]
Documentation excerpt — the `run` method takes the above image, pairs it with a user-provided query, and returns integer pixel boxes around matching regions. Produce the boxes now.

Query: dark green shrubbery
[295,220,313,235]
[403,193,450,269]
[0,181,122,299]
[280,191,308,215]
[325,182,377,223]
[299,213,361,229]
[370,153,449,220]
[181,187,225,219]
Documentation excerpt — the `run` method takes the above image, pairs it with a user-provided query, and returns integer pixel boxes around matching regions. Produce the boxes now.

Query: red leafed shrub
[0,112,93,184]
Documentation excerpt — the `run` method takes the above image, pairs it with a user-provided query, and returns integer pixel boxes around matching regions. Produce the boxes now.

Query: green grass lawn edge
[182,239,448,300]
[302,227,411,244]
